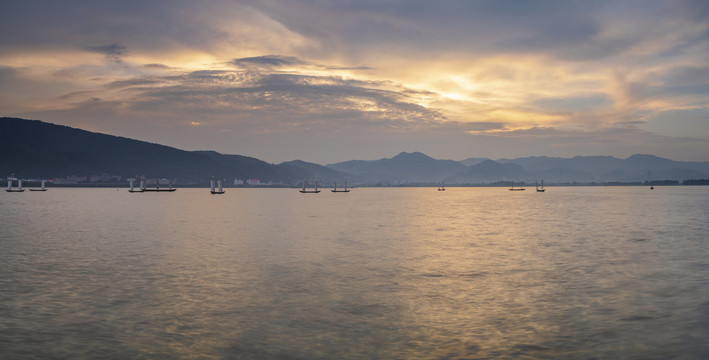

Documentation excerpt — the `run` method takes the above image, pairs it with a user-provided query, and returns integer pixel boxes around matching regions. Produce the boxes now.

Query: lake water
[1,186,708,359]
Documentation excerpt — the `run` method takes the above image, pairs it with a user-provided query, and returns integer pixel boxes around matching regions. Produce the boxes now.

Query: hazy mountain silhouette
[449,160,531,183]
[498,156,623,177]
[328,151,465,184]
[276,160,355,184]
[459,157,489,166]
[2,117,708,185]
[499,154,709,182]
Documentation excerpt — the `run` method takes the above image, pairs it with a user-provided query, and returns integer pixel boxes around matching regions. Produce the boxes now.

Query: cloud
[0,66,17,82]
[661,65,709,87]
[86,44,127,57]
[105,78,162,89]
[531,95,611,113]
[85,44,130,64]
[130,68,444,132]
[2,0,709,162]
[143,63,174,70]
[232,55,307,69]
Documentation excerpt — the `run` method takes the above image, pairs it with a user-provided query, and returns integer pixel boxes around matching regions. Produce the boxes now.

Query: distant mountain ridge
[448,160,530,183]
[496,154,709,182]
[327,151,465,184]
[2,117,708,185]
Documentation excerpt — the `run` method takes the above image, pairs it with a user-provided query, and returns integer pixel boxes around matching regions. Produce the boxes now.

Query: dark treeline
[682,179,709,185]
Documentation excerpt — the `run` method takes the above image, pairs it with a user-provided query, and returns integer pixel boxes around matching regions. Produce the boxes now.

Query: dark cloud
[86,43,127,56]
[56,90,98,100]
[232,55,307,69]
[661,65,709,87]
[86,43,127,63]
[2,0,705,64]
[0,66,17,82]
[249,0,709,63]
[144,63,173,70]
[251,0,607,60]
[0,0,261,56]
[662,84,709,98]
[675,0,709,22]
[231,55,373,72]
[186,70,235,79]
[105,78,163,89]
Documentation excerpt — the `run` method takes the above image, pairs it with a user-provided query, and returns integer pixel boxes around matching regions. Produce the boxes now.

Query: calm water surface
[1,187,708,359]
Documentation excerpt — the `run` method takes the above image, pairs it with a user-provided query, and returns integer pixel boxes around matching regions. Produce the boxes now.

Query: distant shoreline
[17,181,709,189]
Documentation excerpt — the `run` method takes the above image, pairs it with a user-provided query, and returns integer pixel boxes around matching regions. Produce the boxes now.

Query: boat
[143,179,176,192]
[437,182,446,191]
[210,179,225,194]
[128,178,145,193]
[6,177,25,192]
[509,183,526,191]
[332,182,350,193]
[648,170,654,190]
[536,180,545,192]
[29,180,48,191]
[299,180,321,193]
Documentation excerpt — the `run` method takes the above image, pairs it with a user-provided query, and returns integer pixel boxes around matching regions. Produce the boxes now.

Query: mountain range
[2,117,709,185]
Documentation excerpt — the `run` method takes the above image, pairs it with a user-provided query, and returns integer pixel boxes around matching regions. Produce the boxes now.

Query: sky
[1,0,709,164]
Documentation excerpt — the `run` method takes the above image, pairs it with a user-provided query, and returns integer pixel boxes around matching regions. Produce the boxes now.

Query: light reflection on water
[1,187,708,359]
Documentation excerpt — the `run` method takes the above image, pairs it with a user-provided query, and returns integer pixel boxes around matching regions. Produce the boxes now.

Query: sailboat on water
[437,182,446,191]
[648,170,654,190]
[509,183,526,191]
[332,182,350,193]
[29,180,48,191]
[299,180,321,193]
[143,178,176,192]
[128,178,145,193]
[6,177,25,192]
[210,179,225,194]
[536,180,545,192]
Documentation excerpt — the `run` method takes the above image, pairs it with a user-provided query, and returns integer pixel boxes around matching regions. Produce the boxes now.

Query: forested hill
[0,117,320,183]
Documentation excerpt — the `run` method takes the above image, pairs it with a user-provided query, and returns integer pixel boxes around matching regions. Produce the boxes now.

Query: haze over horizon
[2,0,709,164]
